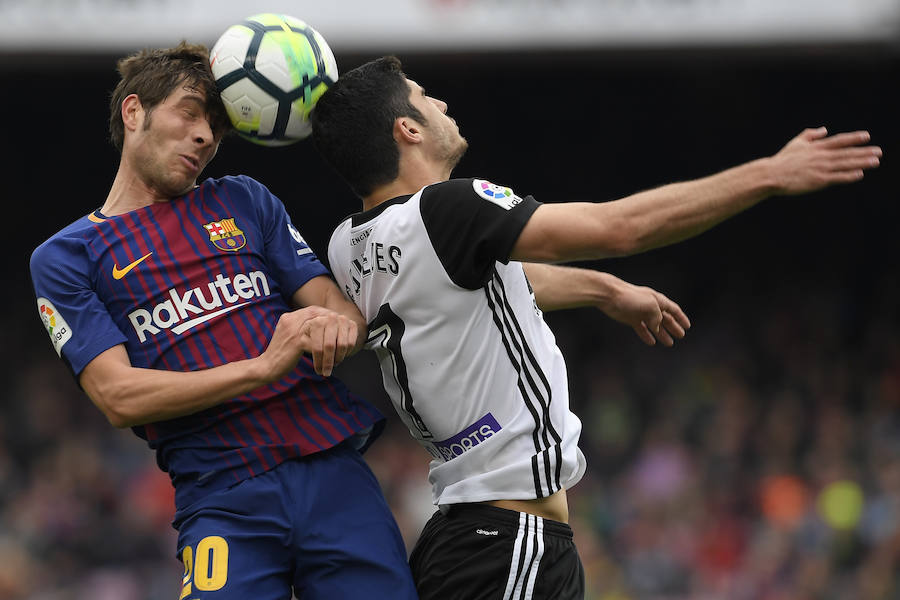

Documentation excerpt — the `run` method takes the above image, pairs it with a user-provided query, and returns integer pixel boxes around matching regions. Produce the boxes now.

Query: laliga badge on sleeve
[37,298,72,356]
[472,179,523,211]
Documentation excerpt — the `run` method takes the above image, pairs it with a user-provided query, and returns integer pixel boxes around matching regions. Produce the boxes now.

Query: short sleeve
[30,237,128,378]
[419,178,540,289]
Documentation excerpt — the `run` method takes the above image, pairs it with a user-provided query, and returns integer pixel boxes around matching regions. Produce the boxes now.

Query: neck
[101,162,177,216]
[363,159,450,212]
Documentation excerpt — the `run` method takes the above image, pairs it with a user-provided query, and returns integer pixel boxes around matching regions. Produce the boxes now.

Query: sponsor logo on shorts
[476,529,499,536]
[430,413,501,462]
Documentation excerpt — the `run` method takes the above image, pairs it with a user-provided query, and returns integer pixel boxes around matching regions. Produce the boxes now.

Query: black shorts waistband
[440,503,574,539]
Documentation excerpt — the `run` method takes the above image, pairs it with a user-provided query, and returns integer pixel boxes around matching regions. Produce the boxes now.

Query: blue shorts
[172,442,417,600]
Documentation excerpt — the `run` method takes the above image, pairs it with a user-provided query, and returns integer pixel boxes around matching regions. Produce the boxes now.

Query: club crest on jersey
[204,218,246,252]
[472,179,523,210]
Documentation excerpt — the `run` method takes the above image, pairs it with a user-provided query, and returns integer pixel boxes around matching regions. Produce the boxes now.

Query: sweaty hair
[311,56,426,198]
[108,41,230,152]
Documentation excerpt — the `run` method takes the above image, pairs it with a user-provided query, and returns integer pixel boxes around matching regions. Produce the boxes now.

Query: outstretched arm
[522,263,690,346]
[512,128,882,263]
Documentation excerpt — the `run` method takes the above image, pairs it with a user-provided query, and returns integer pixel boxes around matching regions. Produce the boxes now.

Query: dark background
[1,42,897,598]
[6,45,897,329]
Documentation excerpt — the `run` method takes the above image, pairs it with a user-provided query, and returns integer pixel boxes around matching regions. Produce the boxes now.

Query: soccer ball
[209,13,338,147]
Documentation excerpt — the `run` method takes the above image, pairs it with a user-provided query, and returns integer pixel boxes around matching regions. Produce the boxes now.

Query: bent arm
[80,306,332,428]
[522,263,690,346]
[523,262,623,312]
[512,128,881,263]
[80,345,270,428]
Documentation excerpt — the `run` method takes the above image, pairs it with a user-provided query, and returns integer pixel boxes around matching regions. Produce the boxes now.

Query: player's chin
[163,176,200,198]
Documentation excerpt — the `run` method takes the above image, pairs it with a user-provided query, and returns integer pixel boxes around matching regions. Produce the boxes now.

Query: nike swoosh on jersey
[112,252,153,280]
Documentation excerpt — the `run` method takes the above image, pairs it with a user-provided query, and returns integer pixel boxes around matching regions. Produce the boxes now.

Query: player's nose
[192,118,215,147]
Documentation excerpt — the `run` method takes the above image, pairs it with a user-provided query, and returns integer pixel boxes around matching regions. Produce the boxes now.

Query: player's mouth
[180,154,200,171]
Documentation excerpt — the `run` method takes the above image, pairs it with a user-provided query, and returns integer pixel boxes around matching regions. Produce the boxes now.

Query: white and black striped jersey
[328,178,585,507]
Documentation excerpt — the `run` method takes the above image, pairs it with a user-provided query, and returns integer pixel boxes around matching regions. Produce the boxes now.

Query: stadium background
[1,1,898,598]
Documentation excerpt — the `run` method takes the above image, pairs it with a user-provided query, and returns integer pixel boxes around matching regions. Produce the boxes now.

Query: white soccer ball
[209,13,338,147]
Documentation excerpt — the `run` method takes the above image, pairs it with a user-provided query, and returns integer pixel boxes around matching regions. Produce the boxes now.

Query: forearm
[81,347,271,428]
[605,157,776,254]
[521,263,691,346]
[518,158,776,263]
[522,263,621,312]
[514,128,879,264]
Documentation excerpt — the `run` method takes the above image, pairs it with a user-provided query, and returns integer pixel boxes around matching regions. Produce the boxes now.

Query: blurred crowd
[1,267,898,600]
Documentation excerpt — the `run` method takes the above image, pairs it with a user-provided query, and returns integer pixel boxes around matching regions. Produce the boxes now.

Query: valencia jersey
[30,175,383,510]
[328,178,586,506]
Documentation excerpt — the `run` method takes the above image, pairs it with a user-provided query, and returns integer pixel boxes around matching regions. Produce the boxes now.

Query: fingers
[660,311,686,343]
[825,169,866,184]
[312,317,339,377]
[334,318,357,366]
[300,313,357,377]
[635,322,657,346]
[828,153,881,173]
[798,126,829,142]
[655,293,691,331]
[816,130,871,149]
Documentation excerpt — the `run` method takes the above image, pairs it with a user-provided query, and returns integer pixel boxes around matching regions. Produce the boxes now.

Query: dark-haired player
[29,43,418,599]
[310,55,882,599]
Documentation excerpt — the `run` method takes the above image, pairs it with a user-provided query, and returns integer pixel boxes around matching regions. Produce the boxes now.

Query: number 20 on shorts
[180,536,229,598]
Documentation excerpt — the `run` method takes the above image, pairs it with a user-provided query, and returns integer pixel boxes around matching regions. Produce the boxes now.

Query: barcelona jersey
[30,175,384,510]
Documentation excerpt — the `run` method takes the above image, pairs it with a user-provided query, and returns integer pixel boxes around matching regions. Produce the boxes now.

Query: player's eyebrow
[179,89,206,104]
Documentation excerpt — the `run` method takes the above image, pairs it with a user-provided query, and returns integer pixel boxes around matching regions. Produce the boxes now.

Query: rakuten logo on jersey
[128,271,271,342]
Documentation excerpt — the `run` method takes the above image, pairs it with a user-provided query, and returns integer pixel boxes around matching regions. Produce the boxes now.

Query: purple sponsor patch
[430,413,501,462]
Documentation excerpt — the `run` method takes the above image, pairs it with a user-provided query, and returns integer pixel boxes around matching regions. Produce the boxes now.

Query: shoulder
[419,178,530,223]
[422,178,525,208]
[30,215,98,285]
[31,214,96,267]
[197,175,284,218]
[201,174,270,196]
[328,213,358,250]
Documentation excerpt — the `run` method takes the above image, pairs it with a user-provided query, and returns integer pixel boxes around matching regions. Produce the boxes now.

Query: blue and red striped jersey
[30,175,383,510]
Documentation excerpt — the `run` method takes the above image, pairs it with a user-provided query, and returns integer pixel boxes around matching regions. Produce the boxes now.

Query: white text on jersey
[128,271,271,342]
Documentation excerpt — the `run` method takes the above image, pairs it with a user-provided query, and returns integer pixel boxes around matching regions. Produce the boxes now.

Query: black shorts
[409,503,585,600]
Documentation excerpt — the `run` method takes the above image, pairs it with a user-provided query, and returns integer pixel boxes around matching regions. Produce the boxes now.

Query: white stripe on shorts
[502,512,545,600]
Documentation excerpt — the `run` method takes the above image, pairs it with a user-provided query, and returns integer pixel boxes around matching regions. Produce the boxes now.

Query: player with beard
[311,55,881,599]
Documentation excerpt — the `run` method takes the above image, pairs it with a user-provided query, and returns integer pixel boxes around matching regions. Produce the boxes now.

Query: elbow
[597,218,648,257]
[568,215,646,260]
[97,397,137,429]
[86,383,141,429]
[104,408,136,429]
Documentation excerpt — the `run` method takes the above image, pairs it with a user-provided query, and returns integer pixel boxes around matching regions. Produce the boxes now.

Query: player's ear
[121,94,144,133]
[394,116,422,145]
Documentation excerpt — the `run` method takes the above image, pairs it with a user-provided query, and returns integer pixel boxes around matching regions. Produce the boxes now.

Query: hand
[769,127,881,195]
[601,282,690,347]
[296,307,360,377]
[262,306,359,379]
